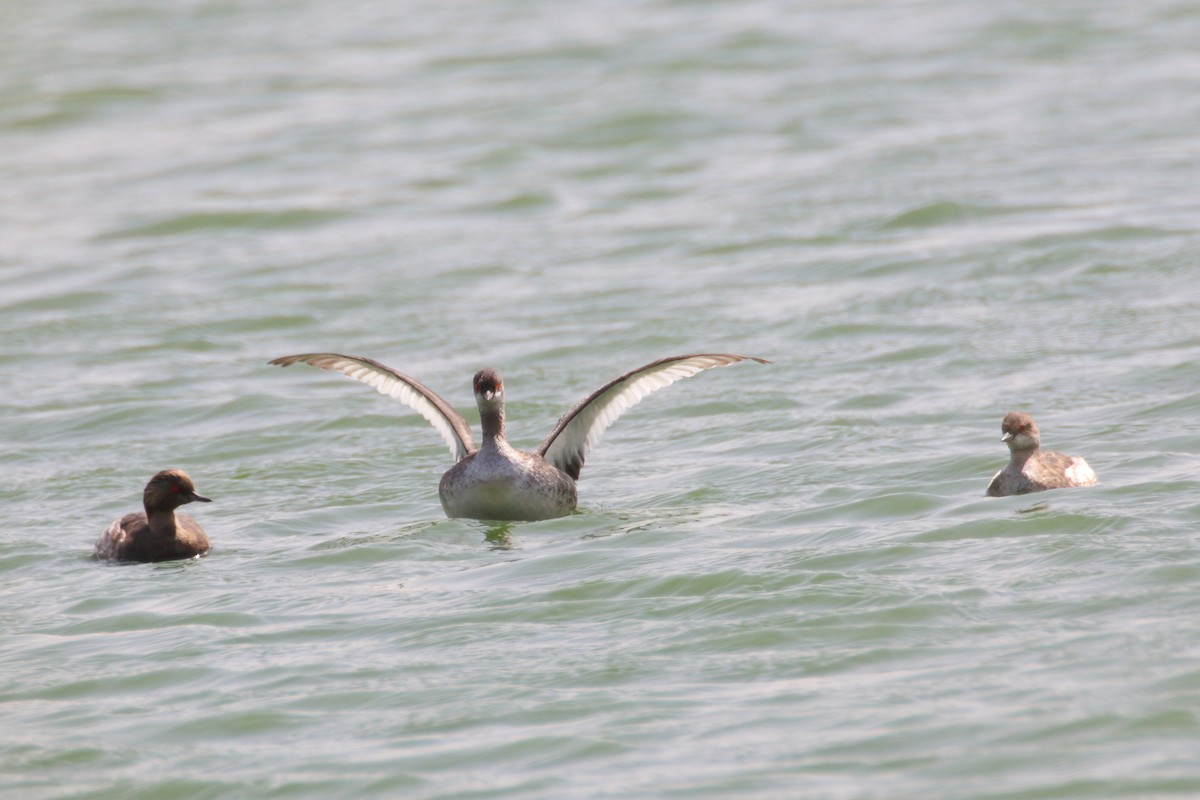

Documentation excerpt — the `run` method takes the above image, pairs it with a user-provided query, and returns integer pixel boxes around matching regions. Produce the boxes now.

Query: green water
[4,1,1200,798]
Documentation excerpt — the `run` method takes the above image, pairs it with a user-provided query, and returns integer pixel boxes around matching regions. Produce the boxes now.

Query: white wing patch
[538,353,768,480]
[1065,457,1098,486]
[270,353,476,461]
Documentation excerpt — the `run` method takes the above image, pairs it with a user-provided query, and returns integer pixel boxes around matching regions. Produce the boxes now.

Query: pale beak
[1001,432,1013,442]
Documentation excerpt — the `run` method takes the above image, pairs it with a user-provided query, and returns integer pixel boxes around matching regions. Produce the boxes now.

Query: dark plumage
[94,469,212,562]
[986,411,1097,497]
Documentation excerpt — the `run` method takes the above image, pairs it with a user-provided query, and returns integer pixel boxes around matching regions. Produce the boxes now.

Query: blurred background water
[3,1,1200,798]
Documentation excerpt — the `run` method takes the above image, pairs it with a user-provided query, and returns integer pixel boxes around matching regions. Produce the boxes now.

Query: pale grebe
[94,469,212,562]
[986,411,1097,497]
[269,353,768,521]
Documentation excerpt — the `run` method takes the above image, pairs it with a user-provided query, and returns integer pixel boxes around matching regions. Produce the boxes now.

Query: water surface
[3,1,1200,798]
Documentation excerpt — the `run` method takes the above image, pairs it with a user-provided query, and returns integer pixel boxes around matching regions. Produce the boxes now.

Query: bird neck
[479,400,506,443]
[145,507,180,537]
[1007,446,1037,470]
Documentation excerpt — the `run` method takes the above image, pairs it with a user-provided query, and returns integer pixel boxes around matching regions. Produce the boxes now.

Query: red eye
[171,485,181,493]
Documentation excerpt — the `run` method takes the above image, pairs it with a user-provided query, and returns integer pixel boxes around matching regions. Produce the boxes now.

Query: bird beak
[191,493,213,503]
[1001,432,1013,442]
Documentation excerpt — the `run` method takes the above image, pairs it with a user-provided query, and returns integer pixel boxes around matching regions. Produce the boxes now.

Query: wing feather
[537,353,769,480]
[269,353,475,461]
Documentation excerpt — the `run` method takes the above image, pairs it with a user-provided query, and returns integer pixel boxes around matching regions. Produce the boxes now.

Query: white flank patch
[1066,457,1098,486]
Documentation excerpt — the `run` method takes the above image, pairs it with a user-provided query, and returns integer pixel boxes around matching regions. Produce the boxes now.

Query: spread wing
[269,353,476,461]
[537,353,769,480]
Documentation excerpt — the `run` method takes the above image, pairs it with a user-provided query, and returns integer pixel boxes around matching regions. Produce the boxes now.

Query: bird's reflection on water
[483,521,517,550]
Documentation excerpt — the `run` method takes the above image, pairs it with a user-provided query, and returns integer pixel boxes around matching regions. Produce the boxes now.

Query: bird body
[439,437,577,521]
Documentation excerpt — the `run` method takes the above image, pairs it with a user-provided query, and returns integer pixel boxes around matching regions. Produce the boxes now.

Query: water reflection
[483,522,517,550]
